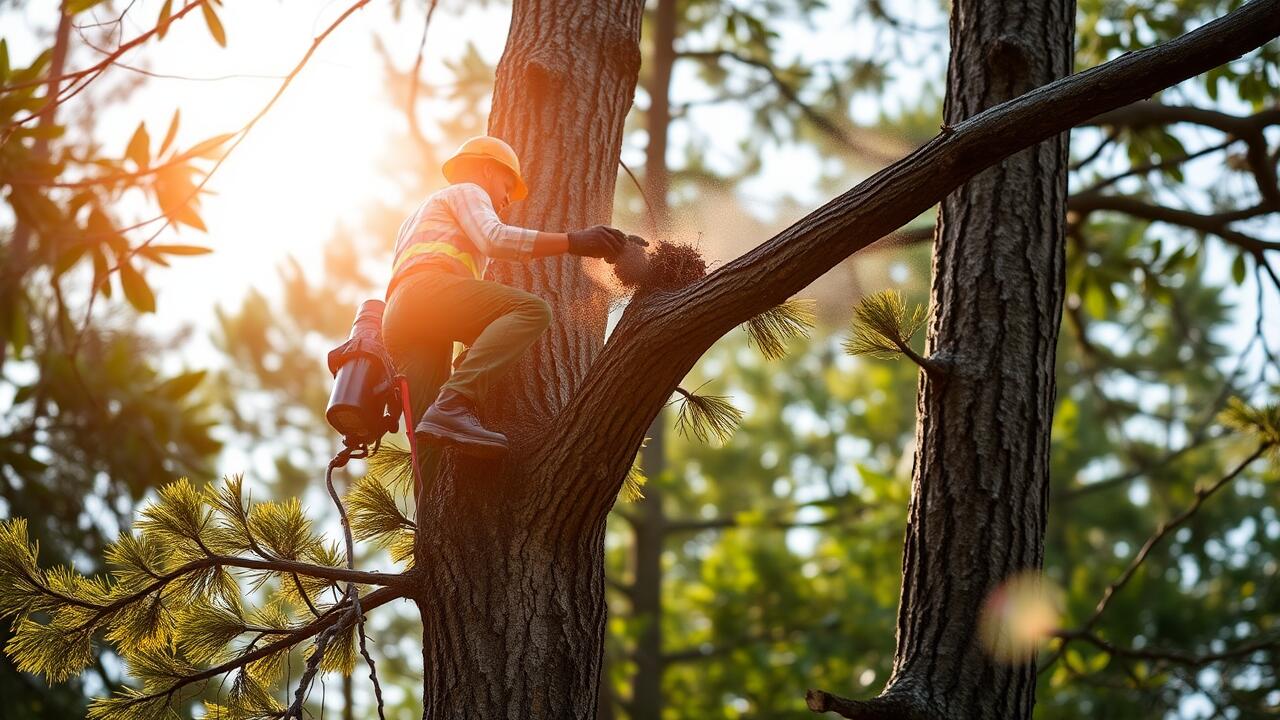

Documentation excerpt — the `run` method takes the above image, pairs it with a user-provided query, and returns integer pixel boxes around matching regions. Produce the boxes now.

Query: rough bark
[630,414,667,720]
[410,2,643,719]
[883,0,1074,717]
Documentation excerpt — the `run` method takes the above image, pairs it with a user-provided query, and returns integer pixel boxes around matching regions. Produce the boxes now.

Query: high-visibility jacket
[390,183,537,287]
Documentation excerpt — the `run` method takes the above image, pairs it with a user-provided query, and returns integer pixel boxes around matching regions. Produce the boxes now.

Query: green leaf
[1064,648,1085,672]
[8,301,28,356]
[10,49,51,85]
[202,1,227,47]
[1087,650,1111,673]
[159,108,180,156]
[1219,397,1280,447]
[1231,253,1247,285]
[156,0,174,39]
[67,0,109,12]
[9,188,62,231]
[366,443,416,493]
[120,261,157,313]
[88,206,127,257]
[149,243,213,256]
[348,475,415,546]
[168,202,208,232]
[54,239,89,277]
[125,121,150,168]
[156,370,206,399]
[184,132,236,160]
[92,247,112,298]
[17,124,66,141]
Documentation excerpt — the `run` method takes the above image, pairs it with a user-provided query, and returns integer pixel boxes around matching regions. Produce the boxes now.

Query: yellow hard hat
[442,135,529,201]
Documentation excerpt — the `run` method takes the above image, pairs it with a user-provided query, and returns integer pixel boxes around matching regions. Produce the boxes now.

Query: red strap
[396,375,425,500]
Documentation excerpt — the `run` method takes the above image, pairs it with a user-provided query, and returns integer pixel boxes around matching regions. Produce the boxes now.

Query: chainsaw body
[326,299,400,449]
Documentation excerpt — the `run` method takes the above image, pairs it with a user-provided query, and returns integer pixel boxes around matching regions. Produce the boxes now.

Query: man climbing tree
[384,135,639,457]
[0,1,1277,719]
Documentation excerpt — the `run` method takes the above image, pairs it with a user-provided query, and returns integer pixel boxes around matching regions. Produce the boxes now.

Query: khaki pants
[382,266,552,435]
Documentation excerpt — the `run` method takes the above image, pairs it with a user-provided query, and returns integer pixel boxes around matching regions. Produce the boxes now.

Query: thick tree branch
[1069,192,1280,253]
[666,1,1280,335]
[556,0,1280,513]
[805,689,934,719]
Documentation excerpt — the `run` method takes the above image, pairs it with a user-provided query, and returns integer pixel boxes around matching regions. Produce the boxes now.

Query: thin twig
[68,0,374,361]
[1042,443,1272,674]
[1057,629,1278,668]
[619,157,660,238]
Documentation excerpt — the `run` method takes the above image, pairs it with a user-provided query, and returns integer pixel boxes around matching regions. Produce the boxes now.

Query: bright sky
[96,1,508,310]
[2,0,922,330]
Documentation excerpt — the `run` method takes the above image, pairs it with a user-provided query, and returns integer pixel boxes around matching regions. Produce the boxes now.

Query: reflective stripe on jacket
[391,183,538,283]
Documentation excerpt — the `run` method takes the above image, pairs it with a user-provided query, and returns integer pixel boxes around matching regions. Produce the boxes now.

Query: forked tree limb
[1068,193,1280,252]
[551,0,1280,517]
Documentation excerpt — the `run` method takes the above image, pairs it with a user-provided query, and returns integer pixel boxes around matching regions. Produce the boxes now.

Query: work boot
[414,388,509,458]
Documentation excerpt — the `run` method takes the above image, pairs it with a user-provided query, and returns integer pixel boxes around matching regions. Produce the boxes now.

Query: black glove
[568,225,627,260]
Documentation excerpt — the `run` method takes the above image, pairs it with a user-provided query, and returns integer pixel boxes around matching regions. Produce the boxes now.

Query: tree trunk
[643,0,677,235]
[630,415,668,720]
[628,0,678,716]
[411,2,643,719]
[876,1,1075,717]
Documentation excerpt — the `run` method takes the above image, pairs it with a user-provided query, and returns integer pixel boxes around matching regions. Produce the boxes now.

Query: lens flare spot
[979,572,1064,664]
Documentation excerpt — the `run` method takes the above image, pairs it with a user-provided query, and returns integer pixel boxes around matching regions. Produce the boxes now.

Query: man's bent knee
[520,297,552,333]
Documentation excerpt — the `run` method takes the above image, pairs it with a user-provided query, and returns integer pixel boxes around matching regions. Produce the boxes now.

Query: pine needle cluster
[364,442,416,493]
[675,386,745,445]
[843,290,928,360]
[745,298,817,360]
[620,461,648,503]
[348,475,416,565]
[1219,397,1280,456]
[0,470,408,719]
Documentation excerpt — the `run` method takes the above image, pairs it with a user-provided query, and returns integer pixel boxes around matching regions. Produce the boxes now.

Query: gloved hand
[568,225,628,260]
